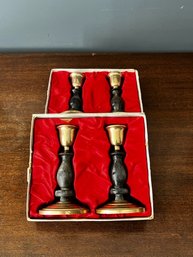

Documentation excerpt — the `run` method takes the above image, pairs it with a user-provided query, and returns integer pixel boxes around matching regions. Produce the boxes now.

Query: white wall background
[0,0,192,51]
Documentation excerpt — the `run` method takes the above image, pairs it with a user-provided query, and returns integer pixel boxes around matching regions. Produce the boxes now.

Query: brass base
[39,201,89,216]
[61,110,82,114]
[96,200,145,215]
[61,110,82,122]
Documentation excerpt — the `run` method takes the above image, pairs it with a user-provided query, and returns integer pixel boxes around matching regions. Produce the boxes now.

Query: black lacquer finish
[109,148,129,201]
[55,150,75,202]
[111,87,124,112]
[69,87,82,111]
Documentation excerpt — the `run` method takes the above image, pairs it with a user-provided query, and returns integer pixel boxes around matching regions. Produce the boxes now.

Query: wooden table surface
[0,53,193,257]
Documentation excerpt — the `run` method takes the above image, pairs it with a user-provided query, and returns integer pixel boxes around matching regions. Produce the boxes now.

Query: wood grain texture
[0,53,193,257]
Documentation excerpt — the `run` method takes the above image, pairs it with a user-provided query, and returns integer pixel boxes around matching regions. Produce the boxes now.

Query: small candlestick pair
[39,124,144,216]
[68,71,124,113]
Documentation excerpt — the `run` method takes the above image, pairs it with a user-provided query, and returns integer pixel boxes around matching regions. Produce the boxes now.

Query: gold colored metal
[70,72,84,88]
[62,110,81,114]
[39,201,88,215]
[57,124,77,149]
[106,124,126,147]
[61,110,82,122]
[96,200,145,214]
[108,71,122,89]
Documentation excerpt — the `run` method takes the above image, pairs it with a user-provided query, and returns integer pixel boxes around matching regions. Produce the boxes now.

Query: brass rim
[96,201,145,215]
[57,124,77,129]
[106,124,126,129]
[108,71,121,78]
[61,110,82,114]
[39,202,89,216]
[70,72,83,79]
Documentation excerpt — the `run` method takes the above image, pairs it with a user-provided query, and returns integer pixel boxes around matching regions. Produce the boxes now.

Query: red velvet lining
[29,116,152,219]
[47,71,142,113]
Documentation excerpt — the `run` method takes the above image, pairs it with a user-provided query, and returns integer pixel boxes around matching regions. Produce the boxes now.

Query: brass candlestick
[108,72,124,112]
[96,125,144,215]
[69,72,84,112]
[39,125,89,215]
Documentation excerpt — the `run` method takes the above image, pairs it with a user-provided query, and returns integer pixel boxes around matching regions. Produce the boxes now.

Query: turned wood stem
[55,150,75,202]
[109,149,129,201]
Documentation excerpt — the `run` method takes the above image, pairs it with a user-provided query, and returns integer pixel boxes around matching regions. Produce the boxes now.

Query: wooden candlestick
[69,72,84,111]
[108,72,124,112]
[39,125,89,215]
[96,125,145,215]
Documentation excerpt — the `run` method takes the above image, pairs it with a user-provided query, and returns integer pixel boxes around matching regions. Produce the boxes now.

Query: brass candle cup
[108,71,122,89]
[57,124,77,151]
[106,124,126,150]
[70,72,84,89]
